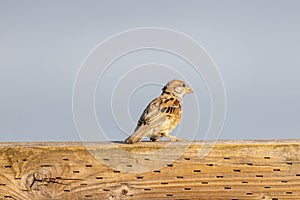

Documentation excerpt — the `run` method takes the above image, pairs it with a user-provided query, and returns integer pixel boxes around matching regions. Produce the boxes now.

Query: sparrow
[125,79,193,144]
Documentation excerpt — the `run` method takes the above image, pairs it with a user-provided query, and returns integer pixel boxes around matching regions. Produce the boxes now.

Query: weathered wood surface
[0,140,300,200]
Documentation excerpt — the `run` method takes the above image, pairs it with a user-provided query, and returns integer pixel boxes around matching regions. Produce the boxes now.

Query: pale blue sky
[0,0,299,141]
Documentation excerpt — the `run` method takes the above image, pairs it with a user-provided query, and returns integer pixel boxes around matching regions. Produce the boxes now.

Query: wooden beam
[0,140,300,199]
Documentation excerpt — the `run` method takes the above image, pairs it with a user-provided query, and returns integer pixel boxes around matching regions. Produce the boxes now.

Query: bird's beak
[185,87,193,94]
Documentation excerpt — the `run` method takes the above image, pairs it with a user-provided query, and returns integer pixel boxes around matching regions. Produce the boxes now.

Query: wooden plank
[0,140,299,200]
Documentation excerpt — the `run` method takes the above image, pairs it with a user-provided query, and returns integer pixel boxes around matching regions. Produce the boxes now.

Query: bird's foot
[167,135,186,142]
[150,137,162,142]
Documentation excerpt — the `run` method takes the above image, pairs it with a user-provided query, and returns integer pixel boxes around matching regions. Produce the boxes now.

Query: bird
[125,79,193,144]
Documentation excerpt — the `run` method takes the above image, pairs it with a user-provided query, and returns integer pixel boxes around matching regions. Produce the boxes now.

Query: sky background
[0,0,299,141]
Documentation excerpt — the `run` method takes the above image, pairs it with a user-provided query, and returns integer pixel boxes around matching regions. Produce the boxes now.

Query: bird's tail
[125,114,166,144]
[125,128,148,144]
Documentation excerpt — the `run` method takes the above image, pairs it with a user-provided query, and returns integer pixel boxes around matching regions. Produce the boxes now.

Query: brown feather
[124,79,192,144]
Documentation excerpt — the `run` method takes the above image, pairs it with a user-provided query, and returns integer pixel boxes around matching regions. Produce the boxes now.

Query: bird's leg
[166,135,186,142]
[150,136,162,142]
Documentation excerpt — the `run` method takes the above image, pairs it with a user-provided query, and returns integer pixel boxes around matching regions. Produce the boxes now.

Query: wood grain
[0,140,300,200]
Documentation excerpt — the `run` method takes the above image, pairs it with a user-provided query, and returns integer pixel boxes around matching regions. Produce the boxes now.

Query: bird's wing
[125,96,181,144]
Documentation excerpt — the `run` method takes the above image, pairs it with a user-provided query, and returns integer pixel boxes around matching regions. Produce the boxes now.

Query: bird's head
[162,79,193,99]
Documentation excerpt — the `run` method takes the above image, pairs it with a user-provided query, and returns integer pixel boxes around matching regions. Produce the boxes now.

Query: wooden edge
[0,139,299,147]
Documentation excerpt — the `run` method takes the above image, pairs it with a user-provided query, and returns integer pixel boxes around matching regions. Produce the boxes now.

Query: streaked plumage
[125,79,193,144]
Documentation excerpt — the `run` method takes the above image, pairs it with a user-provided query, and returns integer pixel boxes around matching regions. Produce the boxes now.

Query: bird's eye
[182,83,186,87]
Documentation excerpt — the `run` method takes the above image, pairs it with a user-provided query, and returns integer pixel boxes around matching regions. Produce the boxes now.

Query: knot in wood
[108,185,130,200]
[20,167,55,197]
